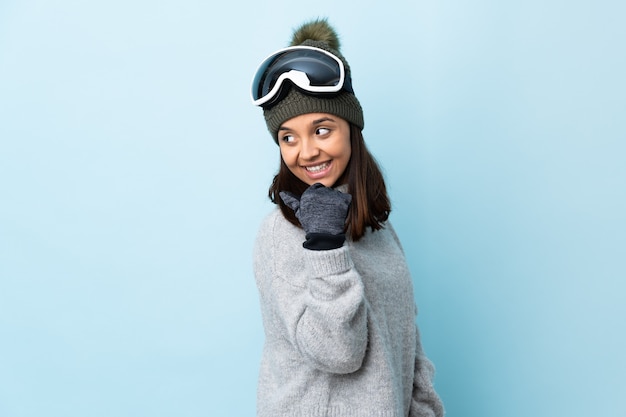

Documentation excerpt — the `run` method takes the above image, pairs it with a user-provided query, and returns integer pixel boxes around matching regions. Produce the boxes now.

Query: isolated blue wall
[1,1,624,416]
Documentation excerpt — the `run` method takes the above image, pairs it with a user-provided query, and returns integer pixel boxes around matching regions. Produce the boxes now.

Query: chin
[310,178,336,187]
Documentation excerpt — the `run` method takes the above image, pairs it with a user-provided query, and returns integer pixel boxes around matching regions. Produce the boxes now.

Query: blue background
[1,1,624,416]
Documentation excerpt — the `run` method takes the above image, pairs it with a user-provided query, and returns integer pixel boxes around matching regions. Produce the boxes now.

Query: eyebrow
[312,117,336,125]
[279,117,337,131]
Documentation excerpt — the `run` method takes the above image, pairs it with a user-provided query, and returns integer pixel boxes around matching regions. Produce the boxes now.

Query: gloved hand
[280,183,352,250]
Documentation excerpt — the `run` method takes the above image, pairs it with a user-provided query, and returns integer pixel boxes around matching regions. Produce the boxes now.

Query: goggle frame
[251,45,349,107]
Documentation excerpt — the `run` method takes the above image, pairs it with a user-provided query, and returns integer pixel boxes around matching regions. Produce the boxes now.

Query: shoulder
[256,208,282,237]
[253,208,307,287]
[254,208,305,257]
[383,221,404,250]
[256,208,301,240]
[253,210,281,283]
[351,220,407,257]
[362,220,403,245]
[255,209,280,254]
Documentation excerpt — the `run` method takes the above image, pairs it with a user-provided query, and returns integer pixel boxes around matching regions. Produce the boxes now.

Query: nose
[299,137,320,161]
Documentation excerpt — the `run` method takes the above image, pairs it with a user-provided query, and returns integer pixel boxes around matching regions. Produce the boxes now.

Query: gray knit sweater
[253,208,444,417]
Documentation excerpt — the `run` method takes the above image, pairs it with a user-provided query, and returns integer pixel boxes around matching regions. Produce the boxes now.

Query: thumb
[279,191,300,213]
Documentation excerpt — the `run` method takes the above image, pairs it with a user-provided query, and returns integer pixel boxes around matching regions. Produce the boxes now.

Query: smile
[304,161,330,173]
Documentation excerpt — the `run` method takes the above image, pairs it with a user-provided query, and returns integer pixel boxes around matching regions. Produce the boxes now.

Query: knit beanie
[261,19,364,143]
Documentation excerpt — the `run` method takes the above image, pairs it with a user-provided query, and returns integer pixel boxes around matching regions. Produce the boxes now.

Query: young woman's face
[278,113,351,188]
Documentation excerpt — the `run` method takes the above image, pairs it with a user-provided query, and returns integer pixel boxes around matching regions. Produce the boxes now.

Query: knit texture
[253,209,444,417]
[279,183,352,236]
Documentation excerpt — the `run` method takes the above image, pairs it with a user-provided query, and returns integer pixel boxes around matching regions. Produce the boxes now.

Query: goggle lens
[251,46,350,107]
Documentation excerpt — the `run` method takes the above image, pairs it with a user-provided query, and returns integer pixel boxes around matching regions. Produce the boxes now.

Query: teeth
[305,162,329,173]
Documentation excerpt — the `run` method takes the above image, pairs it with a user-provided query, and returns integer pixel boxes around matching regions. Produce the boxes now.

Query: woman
[251,19,444,417]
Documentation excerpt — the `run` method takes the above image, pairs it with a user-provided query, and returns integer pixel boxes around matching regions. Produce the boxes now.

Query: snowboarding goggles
[251,45,353,107]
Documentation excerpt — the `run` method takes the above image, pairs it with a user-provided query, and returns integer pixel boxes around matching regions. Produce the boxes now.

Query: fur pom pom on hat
[289,18,341,50]
[259,19,364,143]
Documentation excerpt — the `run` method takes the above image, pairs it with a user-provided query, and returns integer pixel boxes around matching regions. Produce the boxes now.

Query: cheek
[279,147,292,164]
[335,139,351,163]
[339,144,351,173]
[279,148,299,171]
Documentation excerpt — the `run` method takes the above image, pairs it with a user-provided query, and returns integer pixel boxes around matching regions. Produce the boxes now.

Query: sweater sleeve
[257,211,368,375]
[292,246,368,374]
[409,325,444,417]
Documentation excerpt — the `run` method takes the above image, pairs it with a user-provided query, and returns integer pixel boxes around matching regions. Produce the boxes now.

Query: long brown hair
[268,124,391,241]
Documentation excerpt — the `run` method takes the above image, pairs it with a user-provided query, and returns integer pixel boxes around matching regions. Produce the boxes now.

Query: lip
[301,160,332,180]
